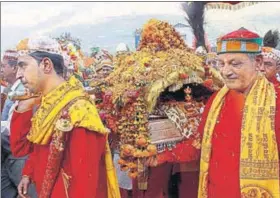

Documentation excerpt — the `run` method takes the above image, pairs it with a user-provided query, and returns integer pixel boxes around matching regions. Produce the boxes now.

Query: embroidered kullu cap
[2,50,19,61]
[217,27,263,54]
[96,59,114,72]
[16,36,63,56]
[262,47,280,64]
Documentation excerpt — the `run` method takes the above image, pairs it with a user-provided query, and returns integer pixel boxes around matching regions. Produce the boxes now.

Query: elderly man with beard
[197,28,280,198]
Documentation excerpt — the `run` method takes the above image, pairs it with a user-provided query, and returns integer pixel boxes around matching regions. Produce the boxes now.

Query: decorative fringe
[156,140,180,153]
[146,67,223,113]
[205,2,260,11]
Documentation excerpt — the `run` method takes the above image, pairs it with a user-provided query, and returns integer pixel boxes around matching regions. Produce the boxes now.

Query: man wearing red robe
[10,37,120,198]
[198,28,280,198]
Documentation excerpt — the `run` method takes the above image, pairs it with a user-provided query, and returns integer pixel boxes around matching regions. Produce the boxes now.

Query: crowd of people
[1,18,280,198]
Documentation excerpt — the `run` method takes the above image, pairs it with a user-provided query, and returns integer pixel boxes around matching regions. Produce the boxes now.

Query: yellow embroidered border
[198,76,280,198]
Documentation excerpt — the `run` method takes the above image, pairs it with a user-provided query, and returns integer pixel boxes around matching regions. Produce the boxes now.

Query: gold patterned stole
[27,76,107,144]
[198,76,280,198]
[28,76,120,198]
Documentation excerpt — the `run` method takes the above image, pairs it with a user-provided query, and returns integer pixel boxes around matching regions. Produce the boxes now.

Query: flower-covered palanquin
[91,19,224,189]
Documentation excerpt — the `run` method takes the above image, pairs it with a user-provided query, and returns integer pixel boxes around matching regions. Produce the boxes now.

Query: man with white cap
[10,36,120,198]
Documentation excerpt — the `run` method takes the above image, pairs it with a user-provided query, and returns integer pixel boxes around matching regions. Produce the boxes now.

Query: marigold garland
[90,19,224,177]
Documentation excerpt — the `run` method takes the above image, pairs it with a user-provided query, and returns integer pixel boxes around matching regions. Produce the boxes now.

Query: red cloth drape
[198,87,280,198]
[10,110,108,198]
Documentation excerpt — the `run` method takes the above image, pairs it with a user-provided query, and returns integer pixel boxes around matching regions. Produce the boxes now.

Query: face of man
[101,66,113,77]
[217,53,262,93]
[16,55,44,93]
[0,59,18,84]
[261,57,279,81]
[206,59,218,70]
[96,65,113,79]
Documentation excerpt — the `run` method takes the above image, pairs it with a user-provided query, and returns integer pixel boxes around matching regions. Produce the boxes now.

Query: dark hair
[29,51,65,76]
[7,59,18,68]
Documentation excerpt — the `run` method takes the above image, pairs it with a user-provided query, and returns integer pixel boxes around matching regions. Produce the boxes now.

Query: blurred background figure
[1,50,37,198]
[261,29,280,86]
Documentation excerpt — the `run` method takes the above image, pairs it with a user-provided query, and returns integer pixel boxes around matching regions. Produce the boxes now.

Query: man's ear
[13,66,18,74]
[255,54,263,71]
[277,62,280,71]
[41,58,53,74]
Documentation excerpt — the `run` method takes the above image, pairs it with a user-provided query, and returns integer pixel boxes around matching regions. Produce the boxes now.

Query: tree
[55,32,81,50]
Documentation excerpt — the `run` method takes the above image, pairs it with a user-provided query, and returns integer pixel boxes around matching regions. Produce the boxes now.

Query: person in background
[261,29,280,86]
[1,50,24,121]
[1,50,37,198]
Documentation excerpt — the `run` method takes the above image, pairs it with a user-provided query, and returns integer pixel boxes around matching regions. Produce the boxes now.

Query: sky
[1,2,280,54]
